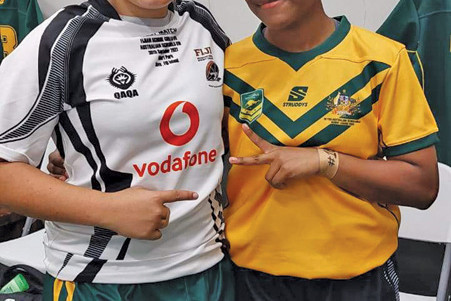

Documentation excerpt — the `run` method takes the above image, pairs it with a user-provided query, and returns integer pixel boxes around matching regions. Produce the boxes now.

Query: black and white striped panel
[0,7,101,144]
[383,257,400,301]
[175,0,231,51]
[208,185,227,252]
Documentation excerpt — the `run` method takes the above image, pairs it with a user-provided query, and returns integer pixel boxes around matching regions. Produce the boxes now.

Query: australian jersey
[0,0,230,283]
[224,17,438,279]
[378,0,451,167]
[0,0,43,63]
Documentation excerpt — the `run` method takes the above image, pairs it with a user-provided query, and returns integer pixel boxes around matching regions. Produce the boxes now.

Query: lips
[254,0,281,9]
[255,0,277,5]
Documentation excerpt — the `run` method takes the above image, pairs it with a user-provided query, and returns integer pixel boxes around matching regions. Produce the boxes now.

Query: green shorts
[43,256,235,301]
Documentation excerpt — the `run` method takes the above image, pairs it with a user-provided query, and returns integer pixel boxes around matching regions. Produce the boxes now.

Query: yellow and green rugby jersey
[223,16,439,280]
[0,0,43,63]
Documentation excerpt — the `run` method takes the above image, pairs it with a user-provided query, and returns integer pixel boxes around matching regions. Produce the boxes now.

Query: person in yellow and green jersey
[0,0,43,64]
[223,0,440,300]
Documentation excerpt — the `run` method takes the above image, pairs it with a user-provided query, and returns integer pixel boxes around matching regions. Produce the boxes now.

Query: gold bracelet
[317,148,339,179]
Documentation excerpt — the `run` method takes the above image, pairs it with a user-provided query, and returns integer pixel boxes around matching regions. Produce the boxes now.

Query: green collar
[252,16,351,71]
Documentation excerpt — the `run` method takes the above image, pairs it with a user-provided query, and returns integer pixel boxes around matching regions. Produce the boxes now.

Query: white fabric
[0,230,46,273]
[0,1,227,283]
[400,292,436,301]
[120,11,173,27]
[399,163,451,243]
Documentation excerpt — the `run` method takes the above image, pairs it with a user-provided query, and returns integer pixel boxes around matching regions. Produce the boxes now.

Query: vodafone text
[133,149,217,177]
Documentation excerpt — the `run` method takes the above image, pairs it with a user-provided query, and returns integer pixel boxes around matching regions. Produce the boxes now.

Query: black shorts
[234,255,399,301]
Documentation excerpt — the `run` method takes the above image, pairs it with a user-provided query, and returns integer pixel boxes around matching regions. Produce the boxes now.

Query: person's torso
[36,0,229,283]
[224,18,403,279]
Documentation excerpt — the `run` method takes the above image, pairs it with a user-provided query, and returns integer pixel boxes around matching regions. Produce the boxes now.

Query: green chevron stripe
[224,61,390,140]
[301,84,383,147]
[229,100,283,146]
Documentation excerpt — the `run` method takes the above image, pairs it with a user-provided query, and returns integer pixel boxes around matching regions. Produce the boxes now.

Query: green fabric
[252,16,351,71]
[378,0,451,165]
[224,61,389,145]
[43,257,235,301]
[301,84,383,147]
[383,133,440,157]
[0,0,43,63]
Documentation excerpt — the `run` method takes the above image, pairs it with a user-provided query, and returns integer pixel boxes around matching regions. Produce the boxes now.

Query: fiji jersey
[224,17,438,279]
[0,0,43,63]
[0,0,230,283]
[378,0,451,166]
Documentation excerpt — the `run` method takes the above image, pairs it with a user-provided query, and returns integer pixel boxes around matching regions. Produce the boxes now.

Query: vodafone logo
[160,101,200,146]
[133,101,217,178]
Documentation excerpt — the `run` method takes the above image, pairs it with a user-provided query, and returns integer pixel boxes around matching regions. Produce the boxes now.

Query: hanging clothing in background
[0,0,43,64]
[378,0,451,166]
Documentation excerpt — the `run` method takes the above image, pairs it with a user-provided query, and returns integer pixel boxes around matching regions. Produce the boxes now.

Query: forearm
[331,147,438,209]
[0,161,109,226]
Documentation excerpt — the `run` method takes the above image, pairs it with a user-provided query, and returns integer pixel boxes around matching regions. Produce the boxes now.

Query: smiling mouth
[256,0,281,9]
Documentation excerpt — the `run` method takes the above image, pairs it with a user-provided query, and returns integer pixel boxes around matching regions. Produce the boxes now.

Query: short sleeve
[25,0,44,33]
[377,48,438,157]
[0,21,60,166]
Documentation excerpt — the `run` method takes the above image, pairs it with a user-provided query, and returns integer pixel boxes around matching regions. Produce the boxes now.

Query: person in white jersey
[0,0,234,299]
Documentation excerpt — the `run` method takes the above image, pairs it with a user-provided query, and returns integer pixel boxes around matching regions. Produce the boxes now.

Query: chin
[132,0,173,9]
[257,12,295,30]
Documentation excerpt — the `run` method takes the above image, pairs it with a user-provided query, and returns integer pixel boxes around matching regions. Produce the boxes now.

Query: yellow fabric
[224,21,438,279]
[65,281,76,301]
[53,278,64,301]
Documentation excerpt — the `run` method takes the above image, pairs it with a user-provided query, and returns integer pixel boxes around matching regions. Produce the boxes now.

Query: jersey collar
[252,16,351,71]
[87,0,121,20]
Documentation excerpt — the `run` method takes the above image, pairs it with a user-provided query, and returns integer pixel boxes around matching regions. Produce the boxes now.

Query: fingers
[270,171,287,190]
[160,190,199,204]
[150,229,162,240]
[50,174,68,182]
[49,150,65,167]
[242,123,275,153]
[265,161,281,184]
[47,162,67,176]
[229,153,272,165]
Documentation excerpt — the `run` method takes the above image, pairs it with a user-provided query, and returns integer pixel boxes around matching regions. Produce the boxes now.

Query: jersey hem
[0,145,32,164]
[46,246,225,284]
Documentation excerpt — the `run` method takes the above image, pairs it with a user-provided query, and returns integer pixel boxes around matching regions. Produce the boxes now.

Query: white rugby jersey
[0,0,230,283]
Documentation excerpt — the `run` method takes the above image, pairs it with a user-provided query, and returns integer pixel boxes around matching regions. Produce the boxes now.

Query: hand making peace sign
[229,124,321,189]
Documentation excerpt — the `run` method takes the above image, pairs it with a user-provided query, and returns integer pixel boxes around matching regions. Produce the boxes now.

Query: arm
[229,124,438,209]
[332,146,438,209]
[0,159,198,239]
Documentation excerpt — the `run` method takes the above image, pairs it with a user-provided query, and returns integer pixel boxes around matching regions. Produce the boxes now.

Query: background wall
[37,0,400,41]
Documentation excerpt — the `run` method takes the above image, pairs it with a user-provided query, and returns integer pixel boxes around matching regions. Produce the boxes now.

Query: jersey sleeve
[24,0,44,34]
[377,47,438,157]
[0,20,61,166]
[377,0,424,88]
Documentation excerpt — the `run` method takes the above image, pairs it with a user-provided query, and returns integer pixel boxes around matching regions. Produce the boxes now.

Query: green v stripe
[301,83,383,147]
[224,61,390,139]
[228,98,283,146]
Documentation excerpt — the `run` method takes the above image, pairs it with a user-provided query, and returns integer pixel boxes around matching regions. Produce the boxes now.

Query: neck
[265,9,335,53]
[108,0,169,18]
